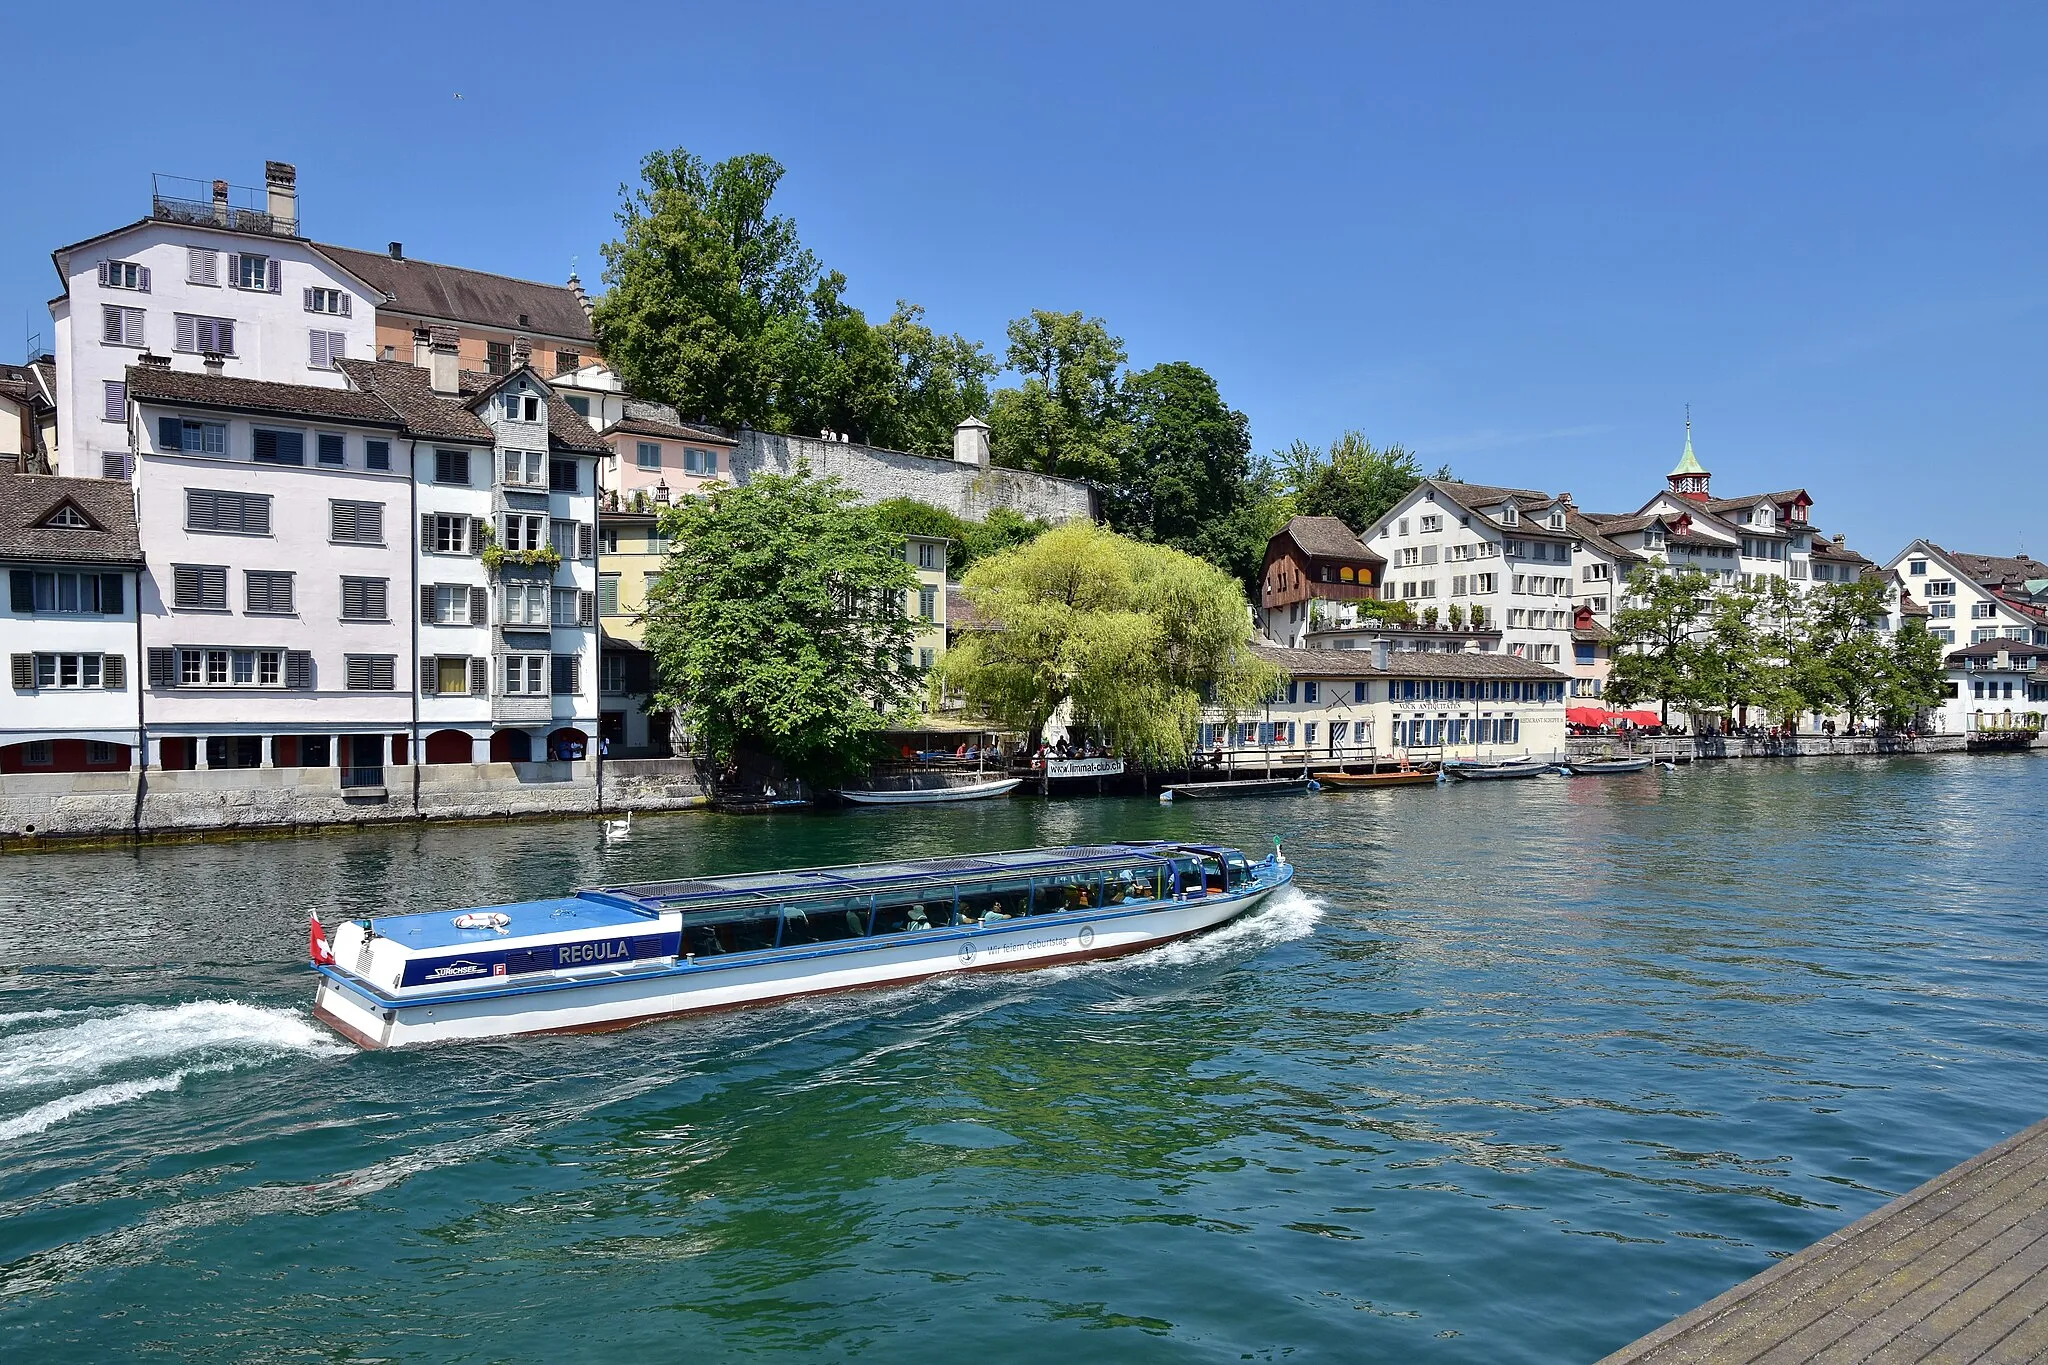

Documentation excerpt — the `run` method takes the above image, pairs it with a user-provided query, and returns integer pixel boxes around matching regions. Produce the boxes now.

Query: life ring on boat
[452,912,512,933]
[1078,926,1095,949]
[959,942,976,965]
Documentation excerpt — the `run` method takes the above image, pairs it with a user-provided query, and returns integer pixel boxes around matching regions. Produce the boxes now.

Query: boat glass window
[1104,866,1165,905]
[779,895,873,946]
[873,887,956,934]
[1033,870,1103,915]
[1223,856,1251,890]
[1169,857,1202,897]
[956,878,1034,924]
[1197,856,1226,893]
[679,905,780,957]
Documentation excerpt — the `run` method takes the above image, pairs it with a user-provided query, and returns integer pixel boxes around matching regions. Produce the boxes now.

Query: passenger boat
[1162,777,1319,800]
[1320,767,1439,789]
[1559,756,1655,775]
[837,776,1023,804]
[1445,759,1556,781]
[310,841,1293,1050]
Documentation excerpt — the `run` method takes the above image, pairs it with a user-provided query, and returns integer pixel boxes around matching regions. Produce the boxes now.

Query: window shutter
[420,657,438,695]
[579,590,595,626]
[9,655,31,690]
[226,253,240,287]
[471,585,488,624]
[158,416,181,452]
[339,292,351,317]
[175,314,196,352]
[98,262,111,287]
[137,265,150,292]
[469,656,488,695]
[103,654,126,689]
[148,648,177,688]
[310,331,327,368]
[469,517,485,555]
[303,287,314,311]
[102,306,121,343]
[577,522,593,560]
[421,583,438,625]
[268,260,282,293]
[570,657,581,694]
[9,571,31,613]
[103,381,126,422]
[285,651,313,690]
[331,501,349,541]
[100,574,124,615]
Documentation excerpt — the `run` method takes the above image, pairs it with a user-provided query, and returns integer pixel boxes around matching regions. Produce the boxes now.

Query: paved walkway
[1600,1116,2048,1363]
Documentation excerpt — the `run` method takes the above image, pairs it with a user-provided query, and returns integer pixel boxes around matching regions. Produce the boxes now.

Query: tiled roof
[127,364,402,426]
[1253,643,1570,682]
[333,359,494,443]
[1810,539,1873,564]
[0,473,143,565]
[1567,512,1640,563]
[1944,641,2045,667]
[1928,544,2048,590]
[946,585,984,633]
[1279,515,1376,560]
[1706,489,1809,513]
[603,413,736,445]
[315,243,594,342]
[1573,620,1614,642]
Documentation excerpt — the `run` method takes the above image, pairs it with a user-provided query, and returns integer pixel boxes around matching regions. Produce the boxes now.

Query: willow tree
[938,521,1280,766]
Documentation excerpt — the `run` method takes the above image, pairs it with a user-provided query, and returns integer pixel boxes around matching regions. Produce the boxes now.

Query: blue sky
[10,1,2043,561]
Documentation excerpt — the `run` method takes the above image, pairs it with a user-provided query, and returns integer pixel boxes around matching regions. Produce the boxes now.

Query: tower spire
[1668,406,1710,502]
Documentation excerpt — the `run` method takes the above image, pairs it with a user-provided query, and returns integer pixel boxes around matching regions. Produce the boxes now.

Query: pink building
[598,414,736,511]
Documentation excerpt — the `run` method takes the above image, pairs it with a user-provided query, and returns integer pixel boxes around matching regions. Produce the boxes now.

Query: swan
[601,810,632,842]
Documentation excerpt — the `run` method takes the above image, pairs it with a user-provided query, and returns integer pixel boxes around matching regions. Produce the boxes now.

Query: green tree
[1876,620,1949,730]
[643,467,920,786]
[1281,432,1433,534]
[1115,360,1283,587]
[938,521,1281,765]
[1687,589,1766,726]
[1606,566,1713,725]
[595,148,822,429]
[986,311,1129,484]
[868,303,997,458]
[1794,577,1907,730]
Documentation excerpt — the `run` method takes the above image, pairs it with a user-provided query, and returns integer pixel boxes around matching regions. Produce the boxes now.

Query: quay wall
[1569,733,2044,762]
[0,757,708,850]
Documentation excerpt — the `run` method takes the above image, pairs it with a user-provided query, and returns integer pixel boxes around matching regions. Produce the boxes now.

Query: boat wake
[0,1001,350,1142]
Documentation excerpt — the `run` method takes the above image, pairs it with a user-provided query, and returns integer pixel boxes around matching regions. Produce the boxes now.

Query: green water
[2,756,2044,1362]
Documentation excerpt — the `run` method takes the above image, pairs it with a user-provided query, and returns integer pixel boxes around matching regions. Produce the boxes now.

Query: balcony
[150,174,297,237]
[493,694,553,725]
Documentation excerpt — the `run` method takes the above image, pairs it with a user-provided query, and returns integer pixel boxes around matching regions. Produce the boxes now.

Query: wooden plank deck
[1600,1116,2048,1364]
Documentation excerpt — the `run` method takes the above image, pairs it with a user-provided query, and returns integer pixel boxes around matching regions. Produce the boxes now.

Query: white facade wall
[1201,671,1570,761]
[413,439,496,758]
[132,403,413,761]
[1365,486,1578,669]
[52,223,377,477]
[1888,543,2048,651]
[2,562,141,747]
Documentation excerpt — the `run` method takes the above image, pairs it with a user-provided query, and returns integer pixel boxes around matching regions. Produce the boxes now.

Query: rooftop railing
[150,174,297,237]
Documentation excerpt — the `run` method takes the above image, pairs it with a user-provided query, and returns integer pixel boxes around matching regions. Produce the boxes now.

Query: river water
[1,755,2043,1362]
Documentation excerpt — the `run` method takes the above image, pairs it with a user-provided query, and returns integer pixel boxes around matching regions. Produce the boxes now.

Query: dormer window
[1549,512,1564,529]
[41,503,92,529]
[1499,505,1518,525]
[1644,529,1666,550]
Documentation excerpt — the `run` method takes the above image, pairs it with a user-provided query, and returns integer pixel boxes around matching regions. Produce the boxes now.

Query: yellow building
[596,508,671,756]
[907,535,948,672]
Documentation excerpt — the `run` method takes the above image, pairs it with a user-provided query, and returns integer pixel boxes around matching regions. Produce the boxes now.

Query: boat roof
[364,842,1239,948]
[602,841,1220,910]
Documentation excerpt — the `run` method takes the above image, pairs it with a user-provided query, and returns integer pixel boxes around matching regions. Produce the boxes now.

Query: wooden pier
[1601,1115,2048,1363]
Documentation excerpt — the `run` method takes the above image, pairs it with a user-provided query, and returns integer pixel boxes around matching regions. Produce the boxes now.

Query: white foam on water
[0,1001,348,1095]
[0,1009,77,1029]
[0,1067,229,1143]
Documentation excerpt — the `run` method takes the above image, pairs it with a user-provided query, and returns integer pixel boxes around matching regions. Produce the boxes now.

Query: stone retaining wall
[732,430,1096,524]
[0,757,709,850]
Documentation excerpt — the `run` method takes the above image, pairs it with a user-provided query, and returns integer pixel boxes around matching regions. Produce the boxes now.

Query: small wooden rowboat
[1559,756,1655,775]
[1319,768,1439,789]
[1445,759,1555,781]
[838,776,1024,805]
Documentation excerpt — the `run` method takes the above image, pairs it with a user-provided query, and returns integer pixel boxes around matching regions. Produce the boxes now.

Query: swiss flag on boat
[310,911,336,966]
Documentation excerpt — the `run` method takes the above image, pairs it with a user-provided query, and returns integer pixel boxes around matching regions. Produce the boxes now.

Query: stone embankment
[0,757,707,851]
[1568,732,2044,762]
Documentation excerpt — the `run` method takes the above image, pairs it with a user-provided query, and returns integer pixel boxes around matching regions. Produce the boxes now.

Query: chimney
[388,241,404,260]
[429,326,460,396]
[211,179,229,227]
[138,352,171,369]
[1833,533,1846,545]
[1371,635,1390,671]
[412,327,432,369]
[511,336,532,370]
[953,415,991,468]
[264,161,297,234]
[202,352,225,375]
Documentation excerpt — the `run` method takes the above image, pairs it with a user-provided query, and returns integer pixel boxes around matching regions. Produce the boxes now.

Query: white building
[1198,641,1571,762]
[2,475,145,772]
[1935,640,2048,736]
[1361,480,1581,669]
[1885,541,2048,651]
[49,162,379,480]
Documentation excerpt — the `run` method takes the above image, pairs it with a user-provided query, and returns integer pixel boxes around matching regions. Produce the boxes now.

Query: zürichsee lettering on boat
[310,841,1296,1050]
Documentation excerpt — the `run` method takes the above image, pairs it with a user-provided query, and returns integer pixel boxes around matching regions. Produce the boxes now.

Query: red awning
[1566,707,1610,725]
[1612,709,1661,725]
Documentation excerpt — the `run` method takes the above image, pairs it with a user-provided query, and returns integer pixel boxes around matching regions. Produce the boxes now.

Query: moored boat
[311,841,1294,1050]
[1320,768,1439,789]
[1163,777,1319,800]
[838,776,1023,804]
[1446,759,1556,780]
[1559,756,1655,775]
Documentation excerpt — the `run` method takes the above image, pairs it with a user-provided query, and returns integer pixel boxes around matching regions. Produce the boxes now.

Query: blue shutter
[158,417,181,452]
[226,253,241,288]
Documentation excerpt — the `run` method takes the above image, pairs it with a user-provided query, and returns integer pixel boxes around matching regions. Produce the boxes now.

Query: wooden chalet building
[1259,516,1385,647]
